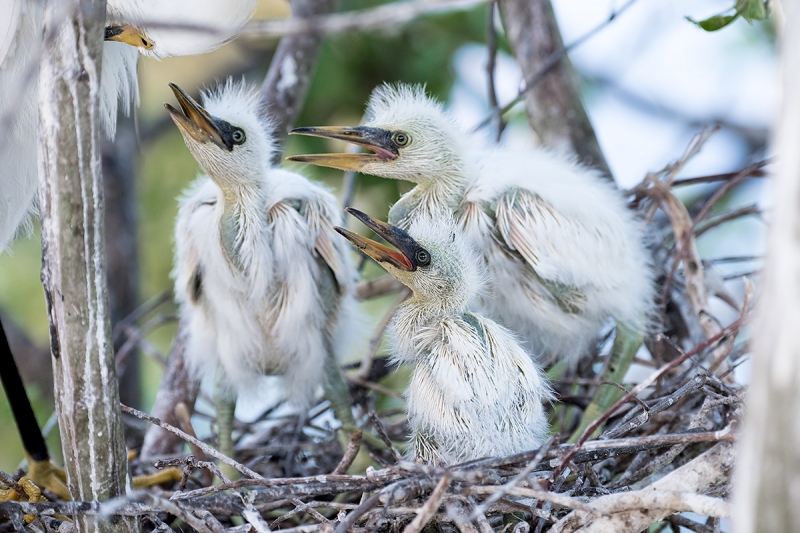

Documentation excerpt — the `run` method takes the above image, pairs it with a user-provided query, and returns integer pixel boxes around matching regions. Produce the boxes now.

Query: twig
[694,204,762,238]
[468,436,555,519]
[484,1,505,141]
[403,474,452,533]
[603,375,706,439]
[692,160,768,227]
[346,375,403,399]
[550,314,748,482]
[332,429,363,475]
[120,404,264,480]
[369,412,403,463]
[356,274,406,301]
[333,492,383,533]
[670,160,770,187]
[466,485,596,514]
[475,0,639,131]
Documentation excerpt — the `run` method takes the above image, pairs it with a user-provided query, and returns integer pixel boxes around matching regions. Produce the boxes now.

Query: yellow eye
[232,128,246,145]
[415,249,430,265]
[393,132,411,147]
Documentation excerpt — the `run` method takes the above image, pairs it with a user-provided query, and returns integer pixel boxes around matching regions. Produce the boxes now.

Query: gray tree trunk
[498,0,612,178]
[38,1,136,531]
[733,0,800,530]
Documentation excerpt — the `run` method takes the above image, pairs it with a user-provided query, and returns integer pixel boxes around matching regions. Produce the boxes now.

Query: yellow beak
[164,83,229,150]
[335,208,424,272]
[287,126,398,172]
[104,24,154,50]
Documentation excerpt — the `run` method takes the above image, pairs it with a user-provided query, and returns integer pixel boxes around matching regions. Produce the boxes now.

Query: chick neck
[390,277,476,364]
[387,164,472,230]
[212,168,270,272]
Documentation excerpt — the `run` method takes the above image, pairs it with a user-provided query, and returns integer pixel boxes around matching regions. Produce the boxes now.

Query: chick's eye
[415,249,430,265]
[393,132,411,147]
[232,128,246,145]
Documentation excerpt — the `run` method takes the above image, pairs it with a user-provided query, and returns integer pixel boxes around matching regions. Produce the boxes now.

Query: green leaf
[736,0,768,22]
[686,13,740,31]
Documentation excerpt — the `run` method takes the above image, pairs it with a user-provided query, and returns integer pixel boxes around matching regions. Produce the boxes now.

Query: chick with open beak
[336,209,552,465]
[167,79,364,479]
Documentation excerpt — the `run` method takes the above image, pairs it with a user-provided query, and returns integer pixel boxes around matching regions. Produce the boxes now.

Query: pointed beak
[287,126,398,172]
[164,83,229,150]
[104,24,154,50]
[334,208,419,272]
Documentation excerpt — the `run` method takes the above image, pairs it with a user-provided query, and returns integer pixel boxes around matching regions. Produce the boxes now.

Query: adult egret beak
[334,208,420,272]
[287,126,398,172]
[164,83,231,150]
[104,24,154,50]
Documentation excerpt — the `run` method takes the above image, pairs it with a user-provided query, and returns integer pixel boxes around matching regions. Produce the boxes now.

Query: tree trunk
[38,1,136,531]
[732,0,800,530]
[498,0,612,178]
[259,0,339,166]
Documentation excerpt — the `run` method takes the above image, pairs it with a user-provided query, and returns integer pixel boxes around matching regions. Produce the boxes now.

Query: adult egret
[289,84,654,438]
[0,0,255,499]
[166,81,362,478]
[0,0,258,251]
[336,208,552,465]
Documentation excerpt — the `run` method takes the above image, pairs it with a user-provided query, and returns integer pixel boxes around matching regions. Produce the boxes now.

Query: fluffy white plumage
[341,213,552,465]
[296,84,655,362]
[0,0,256,252]
[172,80,362,406]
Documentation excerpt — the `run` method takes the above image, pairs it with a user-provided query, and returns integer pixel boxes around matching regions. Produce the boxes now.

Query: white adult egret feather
[290,84,655,365]
[336,209,552,465]
[0,0,257,251]
[167,80,362,478]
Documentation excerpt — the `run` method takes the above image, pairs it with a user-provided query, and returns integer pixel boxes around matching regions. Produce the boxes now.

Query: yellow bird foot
[132,467,183,489]
[0,476,70,523]
[26,458,70,502]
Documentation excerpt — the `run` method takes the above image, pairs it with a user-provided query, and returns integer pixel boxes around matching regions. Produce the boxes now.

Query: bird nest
[1,130,761,532]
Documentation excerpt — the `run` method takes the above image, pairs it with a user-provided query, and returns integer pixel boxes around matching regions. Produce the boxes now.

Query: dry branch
[552,443,734,532]
[242,0,485,40]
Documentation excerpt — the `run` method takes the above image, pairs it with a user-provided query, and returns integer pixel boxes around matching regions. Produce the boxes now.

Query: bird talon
[26,458,71,501]
[132,466,183,489]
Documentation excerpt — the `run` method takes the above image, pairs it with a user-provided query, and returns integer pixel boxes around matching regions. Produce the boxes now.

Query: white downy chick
[290,84,655,364]
[336,208,552,465]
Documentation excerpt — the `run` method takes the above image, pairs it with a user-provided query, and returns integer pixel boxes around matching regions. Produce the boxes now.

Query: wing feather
[0,0,21,67]
[303,197,350,295]
[494,187,611,292]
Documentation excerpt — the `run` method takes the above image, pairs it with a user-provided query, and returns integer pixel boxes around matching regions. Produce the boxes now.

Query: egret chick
[291,85,654,438]
[336,209,552,465]
[167,81,361,477]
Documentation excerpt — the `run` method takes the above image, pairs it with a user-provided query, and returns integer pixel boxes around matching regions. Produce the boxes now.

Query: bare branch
[243,0,485,40]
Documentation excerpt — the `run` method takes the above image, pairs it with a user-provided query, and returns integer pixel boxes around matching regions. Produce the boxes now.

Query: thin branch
[474,0,639,131]
[243,0,485,39]
[121,404,264,480]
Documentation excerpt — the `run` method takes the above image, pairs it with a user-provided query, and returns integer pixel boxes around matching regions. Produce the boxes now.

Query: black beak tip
[104,25,123,40]
[345,206,367,219]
